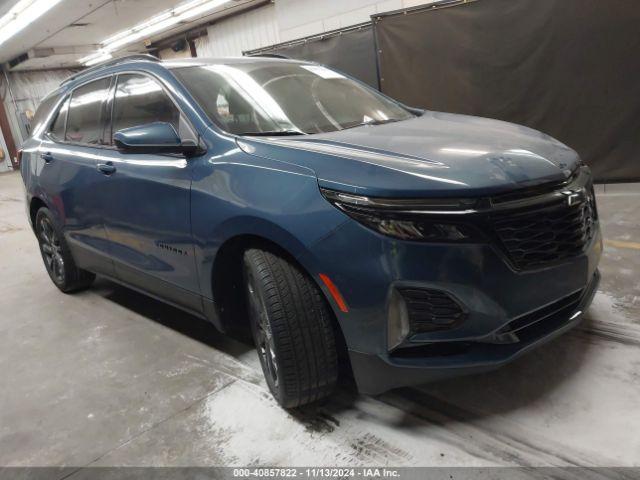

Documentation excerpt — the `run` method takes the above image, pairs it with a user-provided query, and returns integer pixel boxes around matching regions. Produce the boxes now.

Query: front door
[97,73,202,314]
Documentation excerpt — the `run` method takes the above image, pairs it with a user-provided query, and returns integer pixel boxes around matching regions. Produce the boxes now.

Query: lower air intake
[398,288,466,334]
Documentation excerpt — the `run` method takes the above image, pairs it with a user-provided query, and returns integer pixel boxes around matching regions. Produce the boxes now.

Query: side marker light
[319,273,349,313]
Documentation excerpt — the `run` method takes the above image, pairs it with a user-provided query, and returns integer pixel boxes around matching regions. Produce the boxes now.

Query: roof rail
[61,54,161,86]
[246,53,290,59]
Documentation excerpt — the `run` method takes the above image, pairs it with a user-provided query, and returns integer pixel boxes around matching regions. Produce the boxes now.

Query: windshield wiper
[343,118,404,130]
[240,130,305,136]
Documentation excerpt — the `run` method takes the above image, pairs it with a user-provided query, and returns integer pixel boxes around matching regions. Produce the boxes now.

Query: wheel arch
[29,196,47,232]
[210,233,351,375]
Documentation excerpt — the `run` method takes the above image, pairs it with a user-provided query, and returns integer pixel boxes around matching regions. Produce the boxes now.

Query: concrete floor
[0,171,639,469]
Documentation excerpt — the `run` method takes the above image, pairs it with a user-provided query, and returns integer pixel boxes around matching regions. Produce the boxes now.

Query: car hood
[237,111,580,198]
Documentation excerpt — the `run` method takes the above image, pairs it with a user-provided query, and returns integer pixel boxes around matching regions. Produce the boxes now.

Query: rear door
[36,78,115,276]
[97,72,201,314]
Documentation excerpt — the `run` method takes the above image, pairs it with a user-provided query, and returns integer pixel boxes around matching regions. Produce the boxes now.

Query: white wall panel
[0,128,10,171]
[158,47,193,60]
[195,4,280,57]
[276,0,436,42]
[195,0,437,57]
[5,70,73,106]
[0,69,75,147]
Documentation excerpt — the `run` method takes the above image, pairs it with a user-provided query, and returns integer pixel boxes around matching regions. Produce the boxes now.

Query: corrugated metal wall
[158,47,193,60]
[0,69,76,148]
[274,0,436,42]
[195,0,437,57]
[194,4,279,57]
[0,125,10,171]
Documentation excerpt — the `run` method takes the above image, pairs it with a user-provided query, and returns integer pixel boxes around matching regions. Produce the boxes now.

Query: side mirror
[113,122,199,155]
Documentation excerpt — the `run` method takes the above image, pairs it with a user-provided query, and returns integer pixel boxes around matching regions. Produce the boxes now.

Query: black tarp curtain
[247,0,640,182]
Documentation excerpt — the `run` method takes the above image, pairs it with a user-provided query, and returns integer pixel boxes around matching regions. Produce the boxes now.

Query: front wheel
[35,207,95,293]
[243,248,338,408]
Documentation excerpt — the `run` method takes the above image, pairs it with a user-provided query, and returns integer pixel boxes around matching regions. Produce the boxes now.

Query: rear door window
[111,74,180,138]
[66,78,111,145]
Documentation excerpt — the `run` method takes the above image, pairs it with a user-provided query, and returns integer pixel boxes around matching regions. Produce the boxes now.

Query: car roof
[45,54,308,105]
[164,56,306,68]
[63,55,304,84]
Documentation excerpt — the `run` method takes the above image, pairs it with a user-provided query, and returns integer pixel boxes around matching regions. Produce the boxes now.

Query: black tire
[35,207,95,293]
[243,248,338,408]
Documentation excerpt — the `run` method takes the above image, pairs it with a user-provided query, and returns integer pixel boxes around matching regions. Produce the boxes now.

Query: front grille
[489,187,597,270]
[399,288,466,334]
[490,174,575,205]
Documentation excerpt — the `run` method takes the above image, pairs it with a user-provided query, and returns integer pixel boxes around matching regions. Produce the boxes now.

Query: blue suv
[21,55,601,407]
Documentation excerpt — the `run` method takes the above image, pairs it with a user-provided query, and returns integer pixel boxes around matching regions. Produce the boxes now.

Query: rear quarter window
[49,97,69,141]
[31,93,62,136]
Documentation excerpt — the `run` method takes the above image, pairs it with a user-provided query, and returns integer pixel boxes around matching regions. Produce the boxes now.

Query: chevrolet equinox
[20,55,601,407]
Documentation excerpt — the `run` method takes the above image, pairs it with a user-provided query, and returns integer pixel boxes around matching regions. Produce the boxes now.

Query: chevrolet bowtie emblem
[561,188,585,207]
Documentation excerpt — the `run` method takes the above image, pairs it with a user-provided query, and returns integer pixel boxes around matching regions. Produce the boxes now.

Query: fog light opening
[388,289,410,351]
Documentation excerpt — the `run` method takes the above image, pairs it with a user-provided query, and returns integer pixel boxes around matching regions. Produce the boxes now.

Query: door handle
[41,152,54,163]
[97,162,116,175]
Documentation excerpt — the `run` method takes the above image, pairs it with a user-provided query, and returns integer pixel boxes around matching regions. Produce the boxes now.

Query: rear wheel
[35,207,95,293]
[243,248,338,408]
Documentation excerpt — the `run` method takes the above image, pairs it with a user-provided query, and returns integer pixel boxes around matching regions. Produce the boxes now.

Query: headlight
[321,188,483,242]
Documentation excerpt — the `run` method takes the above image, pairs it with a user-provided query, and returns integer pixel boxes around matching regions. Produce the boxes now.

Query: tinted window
[31,93,61,136]
[66,78,110,145]
[50,97,69,141]
[172,62,413,135]
[112,74,180,138]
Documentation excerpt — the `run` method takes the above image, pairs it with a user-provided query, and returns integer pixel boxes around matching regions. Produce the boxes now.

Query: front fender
[190,152,346,301]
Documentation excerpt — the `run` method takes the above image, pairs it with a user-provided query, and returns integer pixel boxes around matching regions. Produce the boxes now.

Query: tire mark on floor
[350,432,412,464]
[578,320,640,347]
[376,387,618,474]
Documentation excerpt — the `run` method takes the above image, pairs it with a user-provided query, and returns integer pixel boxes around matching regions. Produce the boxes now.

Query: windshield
[172,62,414,135]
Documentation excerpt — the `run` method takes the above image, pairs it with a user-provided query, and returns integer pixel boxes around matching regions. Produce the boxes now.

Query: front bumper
[349,269,599,395]
[303,167,602,395]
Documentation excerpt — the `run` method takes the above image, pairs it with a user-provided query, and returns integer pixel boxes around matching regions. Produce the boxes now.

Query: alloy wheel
[38,216,65,284]
[247,275,279,387]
